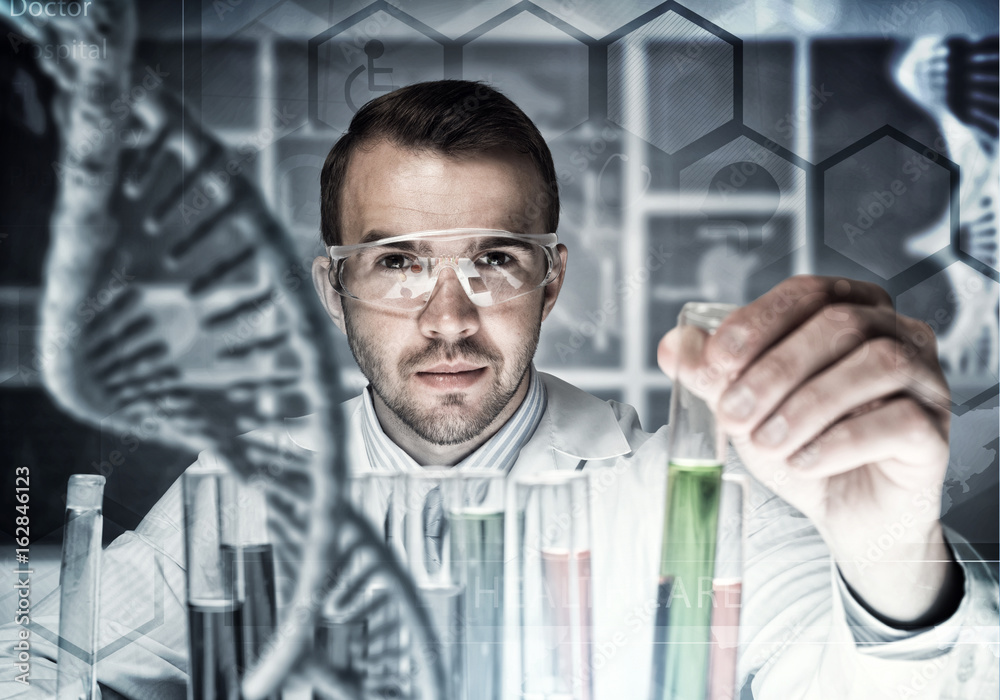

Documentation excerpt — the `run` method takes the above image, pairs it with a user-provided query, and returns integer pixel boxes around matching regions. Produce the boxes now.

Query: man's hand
[658,275,963,627]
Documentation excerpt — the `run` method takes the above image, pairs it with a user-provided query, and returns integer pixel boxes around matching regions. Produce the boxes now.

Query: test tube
[56,474,105,700]
[219,477,277,698]
[443,472,506,700]
[402,470,466,700]
[652,302,736,700]
[314,474,373,700]
[516,470,593,700]
[707,474,746,700]
[183,461,241,700]
[356,471,409,696]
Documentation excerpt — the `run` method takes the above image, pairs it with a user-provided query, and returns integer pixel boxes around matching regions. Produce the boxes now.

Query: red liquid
[540,549,592,700]
[707,579,742,700]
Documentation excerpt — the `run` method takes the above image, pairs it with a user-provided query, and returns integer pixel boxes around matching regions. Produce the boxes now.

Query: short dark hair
[319,80,559,246]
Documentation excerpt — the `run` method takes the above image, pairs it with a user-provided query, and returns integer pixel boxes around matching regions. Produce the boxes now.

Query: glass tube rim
[68,474,106,486]
[66,474,106,509]
[514,469,589,488]
[404,467,462,481]
[679,301,739,332]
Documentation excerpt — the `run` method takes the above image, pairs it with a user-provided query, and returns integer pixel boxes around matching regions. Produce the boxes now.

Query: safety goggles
[327,229,561,310]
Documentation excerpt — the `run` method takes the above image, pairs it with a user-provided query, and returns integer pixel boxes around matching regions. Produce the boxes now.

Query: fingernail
[756,415,788,446]
[720,385,755,420]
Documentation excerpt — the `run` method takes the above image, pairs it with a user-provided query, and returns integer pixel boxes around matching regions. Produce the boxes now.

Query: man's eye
[377,254,412,270]
[478,251,513,267]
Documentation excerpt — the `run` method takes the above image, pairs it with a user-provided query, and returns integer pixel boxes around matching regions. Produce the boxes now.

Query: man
[303,80,994,698]
[3,80,996,699]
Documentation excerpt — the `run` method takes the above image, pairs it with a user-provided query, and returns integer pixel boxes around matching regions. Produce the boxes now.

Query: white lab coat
[2,372,997,699]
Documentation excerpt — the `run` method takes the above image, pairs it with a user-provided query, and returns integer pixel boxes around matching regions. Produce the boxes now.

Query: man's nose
[417,267,481,341]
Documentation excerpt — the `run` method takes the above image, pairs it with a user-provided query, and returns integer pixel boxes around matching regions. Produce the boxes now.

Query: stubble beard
[343,304,540,446]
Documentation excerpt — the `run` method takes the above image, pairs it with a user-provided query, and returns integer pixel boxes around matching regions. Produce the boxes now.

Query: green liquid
[450,509,505,700]
[652,460,723,700]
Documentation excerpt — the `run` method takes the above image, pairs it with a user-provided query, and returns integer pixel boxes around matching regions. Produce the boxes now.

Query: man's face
[314,141,566,448]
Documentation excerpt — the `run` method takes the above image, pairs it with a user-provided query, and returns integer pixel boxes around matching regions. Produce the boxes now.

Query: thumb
[657,325,708,385]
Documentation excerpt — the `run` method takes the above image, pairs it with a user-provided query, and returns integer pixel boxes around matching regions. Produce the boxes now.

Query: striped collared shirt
[358,366,547,472]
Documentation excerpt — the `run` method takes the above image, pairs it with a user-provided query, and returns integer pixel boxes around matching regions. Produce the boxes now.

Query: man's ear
[312,256,347,334]
[541,243,568,322]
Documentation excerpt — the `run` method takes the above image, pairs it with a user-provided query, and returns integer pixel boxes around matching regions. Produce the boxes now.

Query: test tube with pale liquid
[314,474,379,700]
[56,474,105,700]
[403,470,468,700]
[516,470,593,700]
[706,474,746,700]
[652,302,737,700]
[444,472,506,700]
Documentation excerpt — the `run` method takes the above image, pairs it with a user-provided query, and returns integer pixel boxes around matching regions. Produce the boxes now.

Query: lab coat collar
[530,371,632,462]
[281,371,633,466]
[283,398,363,454]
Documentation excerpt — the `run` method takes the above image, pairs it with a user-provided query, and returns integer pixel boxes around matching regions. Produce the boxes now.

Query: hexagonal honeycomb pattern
[823,133,953,280]
[897,263,999,412]
[679,135,806,269]
[463,11,589,137]
[312,9,446,131]
[608,10,734,154]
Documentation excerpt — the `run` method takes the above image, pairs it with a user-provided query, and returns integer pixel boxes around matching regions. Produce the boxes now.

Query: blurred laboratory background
[1,0,997,603]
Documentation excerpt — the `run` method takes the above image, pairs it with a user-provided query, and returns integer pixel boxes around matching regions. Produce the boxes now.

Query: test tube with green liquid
[652,302,736,700]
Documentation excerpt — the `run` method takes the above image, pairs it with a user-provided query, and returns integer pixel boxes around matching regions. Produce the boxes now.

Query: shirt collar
[358,365,547,472]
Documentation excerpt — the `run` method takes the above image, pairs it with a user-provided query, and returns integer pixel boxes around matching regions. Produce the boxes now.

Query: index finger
[704,276,894,382]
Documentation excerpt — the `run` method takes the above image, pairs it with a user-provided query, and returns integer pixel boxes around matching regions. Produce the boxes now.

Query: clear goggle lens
[327,229,560,310]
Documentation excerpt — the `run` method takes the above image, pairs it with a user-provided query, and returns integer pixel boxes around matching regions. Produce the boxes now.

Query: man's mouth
[414,362,488,390]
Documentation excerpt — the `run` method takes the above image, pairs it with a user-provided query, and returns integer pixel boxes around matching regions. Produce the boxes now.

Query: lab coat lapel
[510,372,633,476]
[284,395,371,474]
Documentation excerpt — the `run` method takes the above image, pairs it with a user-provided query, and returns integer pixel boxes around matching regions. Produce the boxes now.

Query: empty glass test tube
[56,474,105,700]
